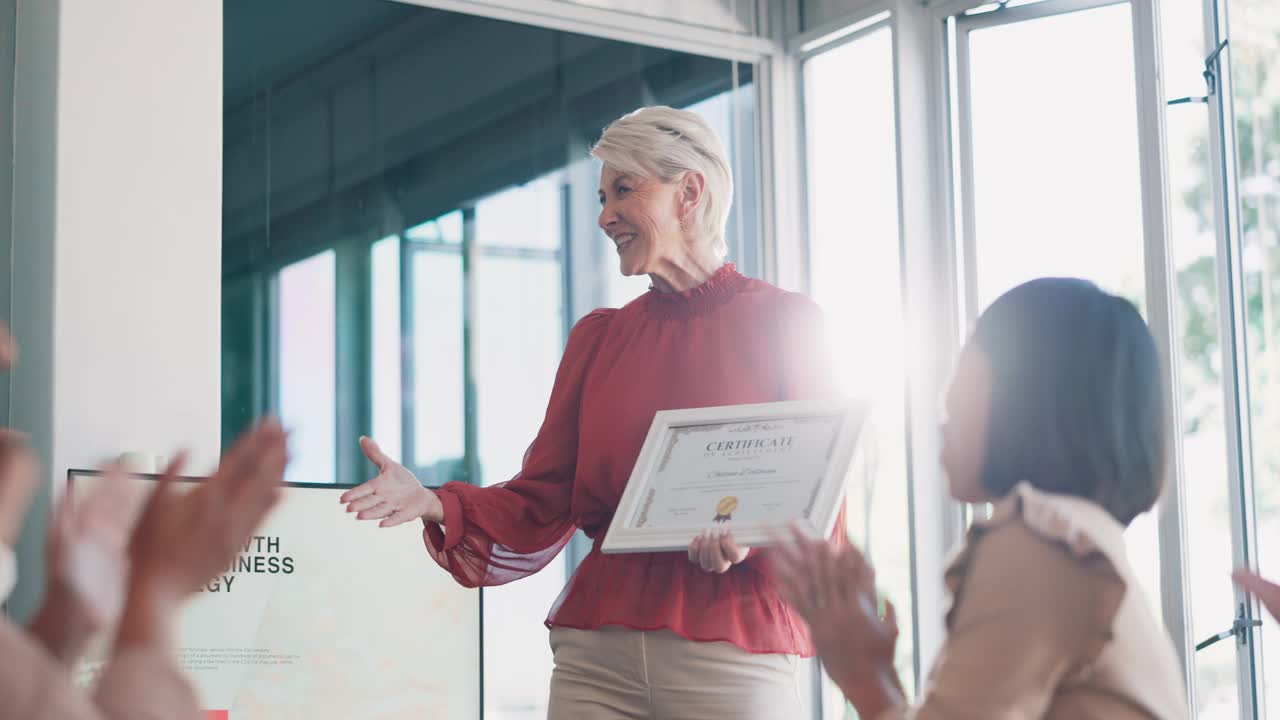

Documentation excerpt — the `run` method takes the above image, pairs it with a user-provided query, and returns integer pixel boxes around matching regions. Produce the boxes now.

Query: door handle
[1166,39,1229,107]
[1196,603,1261,652]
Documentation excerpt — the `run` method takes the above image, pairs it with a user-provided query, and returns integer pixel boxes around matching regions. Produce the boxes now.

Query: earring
[678,218,687,232]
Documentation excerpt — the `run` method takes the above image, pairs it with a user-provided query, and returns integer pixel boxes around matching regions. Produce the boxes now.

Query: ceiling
[224,0,420,108]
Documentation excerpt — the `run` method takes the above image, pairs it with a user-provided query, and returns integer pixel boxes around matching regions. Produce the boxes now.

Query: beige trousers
[547,626,804,720]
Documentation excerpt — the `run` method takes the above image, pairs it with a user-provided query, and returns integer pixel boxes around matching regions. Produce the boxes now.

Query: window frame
[1200,0,1267,714]
[797,15,918,714]
[791,1,970,697]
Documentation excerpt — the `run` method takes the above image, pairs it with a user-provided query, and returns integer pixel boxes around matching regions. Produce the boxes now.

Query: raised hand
[1235,569,1280,624]
[0,321,16,371]
[30,464,148,665]
[120,419,287,642]
[52,466,146,623]
[339,436,443,527]
[687,529,750,573]
[771,525,903,712]
[0,327,30,550]
[0,430,39,548]
[0,430,37,607]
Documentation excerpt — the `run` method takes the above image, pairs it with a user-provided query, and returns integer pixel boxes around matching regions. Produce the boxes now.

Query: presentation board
[68,470,482,720]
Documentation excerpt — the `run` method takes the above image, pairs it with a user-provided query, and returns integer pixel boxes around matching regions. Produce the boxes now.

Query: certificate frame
[601,399,866,554]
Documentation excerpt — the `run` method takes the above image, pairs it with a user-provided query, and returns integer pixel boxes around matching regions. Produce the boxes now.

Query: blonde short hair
[591,106,733,259]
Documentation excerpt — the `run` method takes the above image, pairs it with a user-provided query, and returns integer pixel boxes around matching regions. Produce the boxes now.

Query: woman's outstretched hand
[339,436,443,527]
[771,525,904,716]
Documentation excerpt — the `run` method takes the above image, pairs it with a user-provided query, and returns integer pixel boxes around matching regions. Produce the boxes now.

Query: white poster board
[69,471,482,720]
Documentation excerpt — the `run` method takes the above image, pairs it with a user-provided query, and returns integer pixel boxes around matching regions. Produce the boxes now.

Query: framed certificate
[601,399,866,554]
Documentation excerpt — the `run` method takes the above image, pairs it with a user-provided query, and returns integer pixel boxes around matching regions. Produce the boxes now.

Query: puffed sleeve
[423,309,615,587]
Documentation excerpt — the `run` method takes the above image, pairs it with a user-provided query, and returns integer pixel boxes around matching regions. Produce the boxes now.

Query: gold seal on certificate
[602,399,867,554]
[714,496,738,522]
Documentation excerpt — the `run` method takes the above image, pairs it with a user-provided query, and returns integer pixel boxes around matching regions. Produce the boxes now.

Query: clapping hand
[127,422,287,602]
[31,464,147,665]
[771,525,903,713]
[0,431,39,548]
[0,326,32,549]
[50,466,147,627]
[115,419,287,653]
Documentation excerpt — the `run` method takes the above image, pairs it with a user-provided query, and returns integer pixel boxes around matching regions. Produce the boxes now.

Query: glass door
[952,0,1162,607]
[951,0,1207,709]
[1159,0,1258,714]
[1201,0,1280,716]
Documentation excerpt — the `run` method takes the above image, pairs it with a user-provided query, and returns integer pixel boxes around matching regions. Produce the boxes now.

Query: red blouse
[422,264,841,656]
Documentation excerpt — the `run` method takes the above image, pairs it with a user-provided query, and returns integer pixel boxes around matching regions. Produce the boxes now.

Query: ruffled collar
[943,482,1130,671]
[644,263,748,319]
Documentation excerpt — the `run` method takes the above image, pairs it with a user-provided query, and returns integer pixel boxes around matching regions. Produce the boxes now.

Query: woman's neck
[647,249,724,293]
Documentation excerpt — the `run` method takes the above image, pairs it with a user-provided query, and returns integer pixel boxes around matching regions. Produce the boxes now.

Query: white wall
[52,0,222,471]
[9,0,223,620]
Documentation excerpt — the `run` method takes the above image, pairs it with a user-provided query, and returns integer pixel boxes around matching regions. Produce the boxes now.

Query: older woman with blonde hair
[340,105,840,718]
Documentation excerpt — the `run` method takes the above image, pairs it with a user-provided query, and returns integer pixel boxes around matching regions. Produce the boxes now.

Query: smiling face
[597,166,691,277]
[940,342,994,504]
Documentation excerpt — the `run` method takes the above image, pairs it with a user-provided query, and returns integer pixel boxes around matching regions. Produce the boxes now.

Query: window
[473,178,566,720]
[803,22,915,714]
[370,235,402,462]
[952,1,1164,619]
[276,251,337,486]
[958,4,1146,308]
[222,2,759,718]
[795,1,1280,717]
[409,242,466,480]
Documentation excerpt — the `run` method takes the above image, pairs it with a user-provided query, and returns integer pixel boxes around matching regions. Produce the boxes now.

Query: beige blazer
[0,617,199,720]
[878,483,1189,720]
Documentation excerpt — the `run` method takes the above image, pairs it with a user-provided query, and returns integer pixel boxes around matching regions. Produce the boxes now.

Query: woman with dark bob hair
[776,278,1189,719]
